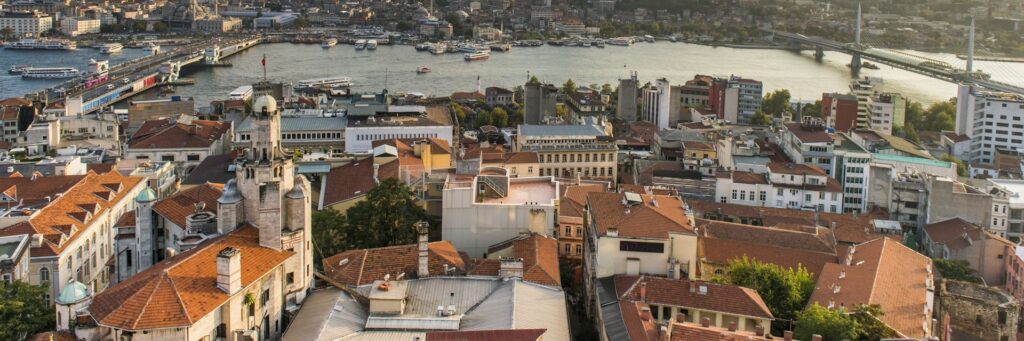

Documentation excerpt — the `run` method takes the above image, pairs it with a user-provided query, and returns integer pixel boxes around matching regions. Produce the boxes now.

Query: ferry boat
[321,38,338,48]
[21,67,79,79]
[429,43,447,55]
[354,39,367,50]
[490,43,511,52]
[4,39,76,50]
[295,76,353,89]
[463,51,490,61]
[8,64,31,75]
[366,40,378,50]
[607,37,633,46]
[99,43,123,54]
[416,66,432,74]
[415,43,431,51]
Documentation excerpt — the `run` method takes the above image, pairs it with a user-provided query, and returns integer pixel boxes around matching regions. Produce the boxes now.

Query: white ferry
[321,38,337,48]
[4,39,76,50]
[99,43,123,54]
[428,43,447,55]
[228,85,254,100]
[295,76,353,89]
[21,67,79,79]
[366,40,378,50]
[607,37,633,46]
[354,39,367,50]
[8,64,31,75]
[463,51,490,61]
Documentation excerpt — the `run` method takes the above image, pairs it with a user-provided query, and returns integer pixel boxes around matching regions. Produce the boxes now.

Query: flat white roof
[990,179,1024,205]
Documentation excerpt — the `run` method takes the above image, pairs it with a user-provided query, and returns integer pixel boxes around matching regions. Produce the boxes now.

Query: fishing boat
[21,67,79,79]
[416,66,432,74]
[8,64,31,75]
[354,39,367,50]
[321,38,338,48]
[366,40,378,50]
[99,43,123,54]
[463,51,490,61]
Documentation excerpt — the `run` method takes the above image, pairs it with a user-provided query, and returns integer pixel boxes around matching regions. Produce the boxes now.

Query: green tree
[801,100,823,118]
[750,111,773,126]
[903,122,920,143]
[562,78,577,94]
[312,208,348,265]
[0,281,54,340]
[850,304,898,341]
[476,110,493,127]
[762,89,792,116]
[511,107,525,126]
[153,22,168,33]
[934,259,983,283]
[940,154,967,177]
[793,303,858,341]
[344,178,429,248]
[555,105,570,121]
[449,102,466,125]
[601,83,614,94]
[294,17,309,29]
[491,107,509,127]
[713,257,815,334]
[0,27,13,41]
[131,20,146,32]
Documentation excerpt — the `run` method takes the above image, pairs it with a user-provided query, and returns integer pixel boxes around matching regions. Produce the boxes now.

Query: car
[106,84,115,90]
[122,78,131,84]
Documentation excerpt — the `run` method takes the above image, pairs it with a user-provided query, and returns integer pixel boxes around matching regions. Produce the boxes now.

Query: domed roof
[286,182,306,199]
[135,186,157,202]
[253,94,277,114]
[56,280,90,305]
[218,179,242,204]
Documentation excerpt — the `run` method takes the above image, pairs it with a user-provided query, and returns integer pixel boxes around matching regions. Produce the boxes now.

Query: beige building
[124,115,231,176]
[923,218,1013,286]
[195,16,242,32]
[59,17,100,36]
[0,11,52,37]
[516,124,618,181]
[558,184,605,260]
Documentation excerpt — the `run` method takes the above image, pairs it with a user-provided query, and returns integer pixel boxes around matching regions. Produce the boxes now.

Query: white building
[986,179,1024,239]
[83,92,315,341]
[956,85,1024,164]
[868,93,905,135]
[715,163,845,213]
[516,124,618,181]
[441,167,558,257]
[59,17,100,36]
[0,11,52,37]
[344,105,454,154]
[641,78,675,129]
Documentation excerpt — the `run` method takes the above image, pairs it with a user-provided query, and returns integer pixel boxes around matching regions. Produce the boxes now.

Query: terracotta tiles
[587,192,694,239]
[128,118,230,150]
[426,329,547,341]
[321,241,466,287]
[618,276,773,319]
[152,183,223,229]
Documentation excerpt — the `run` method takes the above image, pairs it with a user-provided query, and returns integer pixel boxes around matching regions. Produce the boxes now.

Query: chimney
[700,317,710,327]
[216,247,241,295]
[727,322,737,332]
[812,335,823,341]
[784,331,793,341]
[499,257,524,278]
[416,221,429,277]
[755,325,765,336]
[639,282,648,301]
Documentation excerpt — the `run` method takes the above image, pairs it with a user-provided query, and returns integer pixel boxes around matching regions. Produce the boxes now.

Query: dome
[218,179,242,204]
[135,186,157,202]
[56,280,90,305]
[253,94,277,114]
[286,181,306,199]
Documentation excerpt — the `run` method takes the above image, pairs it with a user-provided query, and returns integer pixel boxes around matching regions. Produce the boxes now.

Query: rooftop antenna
[967,16,975,77]
[260,54,267,81]
[855,3,862,46]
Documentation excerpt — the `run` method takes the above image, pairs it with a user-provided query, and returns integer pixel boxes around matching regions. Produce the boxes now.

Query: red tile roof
[620,300,661,341]
[784,122,833,144]
[321,159,399,207]
[152,183,223,229]
[808,238,932,339]
[768,162,828,176]
[688,201,900,245]
[696,219,839,278]
[471,234,561,286]
[321,241,467,287]
[560,184,606,219]
[587,192,694,239]
[128,118,230,150]
[426,329,546,341]
[669,321,771,340]
[618,276,773,319]
[88,226,294,330]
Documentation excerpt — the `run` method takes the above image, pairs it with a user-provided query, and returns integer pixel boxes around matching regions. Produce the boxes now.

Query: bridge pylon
[814,46,825,61]
[850,53,862,71]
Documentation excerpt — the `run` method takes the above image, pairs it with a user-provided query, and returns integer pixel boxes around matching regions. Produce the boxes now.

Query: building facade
[0,10,52,37]
[516,124,618,181]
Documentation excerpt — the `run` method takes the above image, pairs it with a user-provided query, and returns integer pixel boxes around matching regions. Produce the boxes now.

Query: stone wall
[937,279,1018,341]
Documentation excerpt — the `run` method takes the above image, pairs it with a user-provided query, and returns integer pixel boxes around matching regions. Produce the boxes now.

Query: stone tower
[134,187,157,271]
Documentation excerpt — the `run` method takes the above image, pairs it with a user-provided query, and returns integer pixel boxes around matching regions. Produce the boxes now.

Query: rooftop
[519,124,606,137]
[587,192,693,239]
[478,178,557,205]
[128,118,230,150]
[321,241,467,287]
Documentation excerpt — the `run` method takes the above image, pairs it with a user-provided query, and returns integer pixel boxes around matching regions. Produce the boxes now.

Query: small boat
[429,43,447,55]
[366,40,378,50]
[595,39,606,48]
[321,38,338,48]
[417,66,431,74]
[415,43,430,51]
[354,39,367,50]
[99,43,123,54]
[21,67,79,79]
[8,64,31,75]
[464,51,490,61]
[862,61,880,70]
[607,37,632,46]
[643,35,655,43]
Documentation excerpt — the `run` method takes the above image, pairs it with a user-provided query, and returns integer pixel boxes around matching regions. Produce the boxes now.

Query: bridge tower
[855,3,862,46]
[814,46,825,61]
[967,16,975,78]
[850,3,862,71]
[204,45,221,65]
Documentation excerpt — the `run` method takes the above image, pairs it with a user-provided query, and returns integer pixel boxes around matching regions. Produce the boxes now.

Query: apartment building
[516,124,618,181]
[124,116,231,177]
[642,78,679,129]
[922,218,1012,285]
[986,179,1024,240]
[956,86,1024,164]
[715,163,844,213]
[821,92,859,132]
[558,184,605,260]
[59,17,100,36]
[868,93,906,135]
[0,10,52,37]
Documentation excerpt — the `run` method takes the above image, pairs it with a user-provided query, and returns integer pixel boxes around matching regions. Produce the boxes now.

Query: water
[0,47,149,95]
[2,42,1023,106]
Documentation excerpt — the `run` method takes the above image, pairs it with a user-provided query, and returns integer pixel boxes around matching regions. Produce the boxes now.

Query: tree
[449,102,467,125]
[555,105,570,121]
[750,111,773,126]
[801,100,823,118]
[0,27,13,41]
[762,89,792,116]
[903,122,920,143]
[793,303,858,341]
[940,154,967,177]
[713,257,815,335]
[601,83,614,94]
[476,110,493,127]
[153,22,168,33]
[491,107,509,127]
[294,17,309,29]
[934,259,983,283]
[344,179,429,248]
[0,281,54,340]
[130,20,146,32]
[511,107,525,126]
[312,208,348,265]
[849,304,898,341]
[396,21,414,31]
[562,78,577,94]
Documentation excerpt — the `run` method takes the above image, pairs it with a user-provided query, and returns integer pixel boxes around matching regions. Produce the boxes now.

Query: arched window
[40,267,49,282]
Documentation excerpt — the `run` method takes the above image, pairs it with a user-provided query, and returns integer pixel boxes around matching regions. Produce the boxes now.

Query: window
[564,244,570,254]
[564,226,571,236]
[187,154,200,161]
[759,191,766,201]
[286,273,294,284]
[731,190,737,200]
[40,268,49,282]
[161,155,175,162]
[619,241,664,253]
[575,244,582,256]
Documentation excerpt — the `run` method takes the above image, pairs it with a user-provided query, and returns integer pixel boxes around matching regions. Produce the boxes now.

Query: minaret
[855,3,862,46]
[967,16,975,76]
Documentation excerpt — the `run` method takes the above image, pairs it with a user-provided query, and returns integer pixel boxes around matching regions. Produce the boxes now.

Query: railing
[479,176,508,198]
